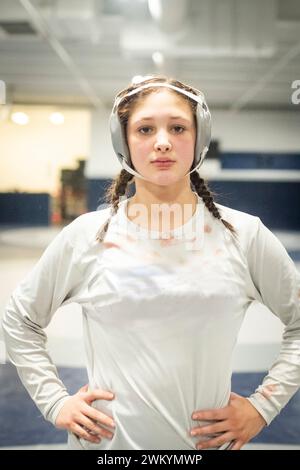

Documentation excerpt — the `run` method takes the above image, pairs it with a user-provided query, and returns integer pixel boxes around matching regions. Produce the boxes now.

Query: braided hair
[190,171,237,237]
[96,75,237,242]
[96,169,134,242]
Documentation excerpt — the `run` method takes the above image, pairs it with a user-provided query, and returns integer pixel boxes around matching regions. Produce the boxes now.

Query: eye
[172,126,185,134]
[138,126,154,135]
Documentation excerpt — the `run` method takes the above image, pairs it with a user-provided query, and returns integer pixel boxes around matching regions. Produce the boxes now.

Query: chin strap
[120,158,149,181]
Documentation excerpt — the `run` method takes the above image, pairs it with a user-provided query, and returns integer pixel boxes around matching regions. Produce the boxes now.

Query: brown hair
[96,75,237,241]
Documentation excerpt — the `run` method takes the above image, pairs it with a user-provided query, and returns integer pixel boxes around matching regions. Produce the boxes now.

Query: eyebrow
[133,116,191,124]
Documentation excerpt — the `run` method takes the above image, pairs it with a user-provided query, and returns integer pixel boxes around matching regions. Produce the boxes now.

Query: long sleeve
[245,217,300,425]
[1,223,83,426]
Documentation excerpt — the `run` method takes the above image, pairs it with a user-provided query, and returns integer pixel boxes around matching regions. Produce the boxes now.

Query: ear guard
[109,81,211,181]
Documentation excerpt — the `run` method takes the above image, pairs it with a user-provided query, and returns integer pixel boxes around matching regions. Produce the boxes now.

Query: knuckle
[66,418,74,428]
[106,418,115,428]
[209,439,220,448]
[82,431,91,441]
[70,424,78,434]
[71,413,80,423]
[99,427,113,439]
[88,432,102,443]
[93,425,103,436]
[213,435,222,444]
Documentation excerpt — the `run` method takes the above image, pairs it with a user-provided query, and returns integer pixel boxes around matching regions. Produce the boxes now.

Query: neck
[126,181,198,233]
[132,177,196,204]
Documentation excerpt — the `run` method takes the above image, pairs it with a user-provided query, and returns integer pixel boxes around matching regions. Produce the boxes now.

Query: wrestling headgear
[109,78,211,181]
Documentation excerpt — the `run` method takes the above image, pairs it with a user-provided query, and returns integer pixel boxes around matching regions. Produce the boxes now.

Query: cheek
[130,134,152,150]
[177,139,195,163]
[129,139,151,167]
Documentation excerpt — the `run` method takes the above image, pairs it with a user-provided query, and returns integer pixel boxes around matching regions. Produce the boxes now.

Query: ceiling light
[49,112,65,125]
[148,0,162,21]
[152,51,164,66]
[11,112,29,125]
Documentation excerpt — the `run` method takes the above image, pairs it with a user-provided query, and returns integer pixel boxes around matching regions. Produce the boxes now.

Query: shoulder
[214,202,259,229]
[213,202,261,249]
[60,206,111,249]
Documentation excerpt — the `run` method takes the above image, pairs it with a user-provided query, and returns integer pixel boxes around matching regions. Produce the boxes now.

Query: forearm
[2,293,70,425]
[245,217,300,425]
[247,324,300,425]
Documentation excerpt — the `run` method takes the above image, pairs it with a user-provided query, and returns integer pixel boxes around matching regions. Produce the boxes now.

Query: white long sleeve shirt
[2,193,300,450]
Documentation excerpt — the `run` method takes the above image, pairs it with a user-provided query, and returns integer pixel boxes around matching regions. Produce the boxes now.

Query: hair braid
[96,169,133,242]
[190,171,237,238]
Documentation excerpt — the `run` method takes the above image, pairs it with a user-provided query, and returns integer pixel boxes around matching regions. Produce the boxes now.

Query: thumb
[79,384,89,393]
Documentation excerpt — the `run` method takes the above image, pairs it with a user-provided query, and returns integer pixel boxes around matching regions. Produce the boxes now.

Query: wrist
[246,398,267,427]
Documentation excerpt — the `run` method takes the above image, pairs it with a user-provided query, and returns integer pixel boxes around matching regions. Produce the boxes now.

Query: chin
[151,173,183,186]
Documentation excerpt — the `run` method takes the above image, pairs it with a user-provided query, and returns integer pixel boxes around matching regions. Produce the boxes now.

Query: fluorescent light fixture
[148,0,162,21]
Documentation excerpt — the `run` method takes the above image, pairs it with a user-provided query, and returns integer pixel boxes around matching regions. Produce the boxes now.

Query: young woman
[2,75,300,451]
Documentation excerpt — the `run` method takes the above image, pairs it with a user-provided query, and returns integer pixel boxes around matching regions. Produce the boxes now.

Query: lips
[152,160,175,168]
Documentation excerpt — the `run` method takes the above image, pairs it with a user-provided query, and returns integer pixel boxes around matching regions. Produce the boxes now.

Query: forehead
[129,89,193,120]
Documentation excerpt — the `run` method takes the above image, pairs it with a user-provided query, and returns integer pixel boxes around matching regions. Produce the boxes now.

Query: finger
[79,384,89,393]
[196,432,234,450]
[78,415,114,441]
[190,420,230,437]
[192,408,229,421]
[81,403,116,429]
[71,423,102,444]
[228,440,243,450]
[86,389,115,403]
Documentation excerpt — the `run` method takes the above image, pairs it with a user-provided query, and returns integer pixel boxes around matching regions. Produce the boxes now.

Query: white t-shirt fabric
[2,193,300,450]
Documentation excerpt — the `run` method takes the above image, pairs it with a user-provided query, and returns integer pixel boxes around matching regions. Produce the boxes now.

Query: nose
[154,130,172,153]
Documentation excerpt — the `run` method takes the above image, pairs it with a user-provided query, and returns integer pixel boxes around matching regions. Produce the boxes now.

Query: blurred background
[0,0,299,449]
